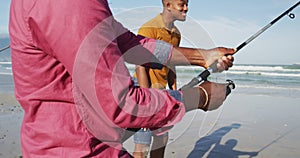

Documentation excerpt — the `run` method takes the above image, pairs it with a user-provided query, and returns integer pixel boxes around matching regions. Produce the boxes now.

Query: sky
[1,0,299,65]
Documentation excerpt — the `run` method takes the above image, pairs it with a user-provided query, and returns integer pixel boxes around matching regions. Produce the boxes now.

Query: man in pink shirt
[9,0,235,157]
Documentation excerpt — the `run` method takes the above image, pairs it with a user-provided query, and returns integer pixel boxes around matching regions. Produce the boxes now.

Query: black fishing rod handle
[180,77,200,90]
[180,69,211,90]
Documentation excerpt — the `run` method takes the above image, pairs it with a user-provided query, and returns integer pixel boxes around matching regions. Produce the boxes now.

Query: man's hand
[201,47,235,72]
[198,81,227,111]
[181,81,228,112]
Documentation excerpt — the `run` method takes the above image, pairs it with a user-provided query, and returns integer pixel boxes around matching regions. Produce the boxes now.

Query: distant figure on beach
[132,0,188,157]
[9,0,235,157]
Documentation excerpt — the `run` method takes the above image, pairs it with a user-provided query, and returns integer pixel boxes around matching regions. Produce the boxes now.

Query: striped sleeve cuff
[153,40,172,65]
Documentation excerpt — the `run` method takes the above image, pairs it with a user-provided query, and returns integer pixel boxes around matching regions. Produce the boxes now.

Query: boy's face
[168,0,188,21]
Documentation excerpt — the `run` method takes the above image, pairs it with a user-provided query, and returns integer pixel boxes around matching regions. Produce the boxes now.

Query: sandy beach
[125,93,300,158]
[0,93,23,158]
[1,92,300,158]
[164,93,300,158]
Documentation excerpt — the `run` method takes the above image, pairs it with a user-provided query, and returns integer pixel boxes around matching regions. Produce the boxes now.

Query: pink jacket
[9,0,185,157]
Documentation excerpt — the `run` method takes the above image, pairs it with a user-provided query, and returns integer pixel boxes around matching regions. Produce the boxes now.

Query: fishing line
[180,1,300,91]
[249,127,298,158]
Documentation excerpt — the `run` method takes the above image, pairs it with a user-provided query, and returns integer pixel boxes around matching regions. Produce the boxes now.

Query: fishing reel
[225,79,235,96]
[288,13,295,19]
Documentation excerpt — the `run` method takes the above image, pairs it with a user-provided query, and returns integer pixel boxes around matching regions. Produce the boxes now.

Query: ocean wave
[237,84,300,90]
[235,85,300,98]
[230,65,300,72]
[0,61,12,64]
[227,71,300,77]
[0,72,13,75]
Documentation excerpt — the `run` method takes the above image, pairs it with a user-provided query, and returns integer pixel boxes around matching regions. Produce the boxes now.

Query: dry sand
[1,92,300,158]
[0,93,22,158]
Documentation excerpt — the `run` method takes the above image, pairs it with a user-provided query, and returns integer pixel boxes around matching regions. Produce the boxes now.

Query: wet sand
[124,93,300,158]
[1,93,300,157]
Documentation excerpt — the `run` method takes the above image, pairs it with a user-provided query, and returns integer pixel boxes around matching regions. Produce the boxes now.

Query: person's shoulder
[140,14,163,29]
[138,14,162,36]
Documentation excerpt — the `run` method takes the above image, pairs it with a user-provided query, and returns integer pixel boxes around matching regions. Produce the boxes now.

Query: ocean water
[1,47,299,98]
[0,61,14,93]
[222,64,300,98]
[223,64,300,98]
[127,63,300,98]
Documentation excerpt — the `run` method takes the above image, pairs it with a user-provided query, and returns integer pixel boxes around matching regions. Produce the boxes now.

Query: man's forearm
[169,47,235,70]
[169,47,207,67]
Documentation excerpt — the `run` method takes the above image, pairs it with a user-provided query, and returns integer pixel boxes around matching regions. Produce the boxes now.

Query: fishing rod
[180,1,300,91]
[0,45,10,53]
